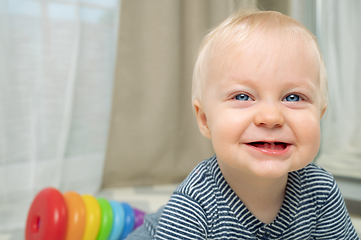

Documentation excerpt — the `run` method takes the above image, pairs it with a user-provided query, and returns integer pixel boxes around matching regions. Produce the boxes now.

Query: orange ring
[63,191,86,240]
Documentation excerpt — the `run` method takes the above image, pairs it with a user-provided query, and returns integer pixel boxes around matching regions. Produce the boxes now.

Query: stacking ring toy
[108,201,125,240]
[25,188,67,240]
[120,203,135,240]
[63,191,86,240]
[96,198,113,240]
[26,187,147,240]
[82,195,101,240]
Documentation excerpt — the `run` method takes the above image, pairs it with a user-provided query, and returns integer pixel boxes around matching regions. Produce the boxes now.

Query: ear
[193,99,212,139]
[320,104,327,119]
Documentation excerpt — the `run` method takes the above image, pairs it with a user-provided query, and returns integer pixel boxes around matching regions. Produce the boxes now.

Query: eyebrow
[281,79,318,92]
[219,77,256,88]
[222,76,318,92]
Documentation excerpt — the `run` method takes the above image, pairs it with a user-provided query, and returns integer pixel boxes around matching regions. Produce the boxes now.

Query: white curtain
[0,0,119,231]
[316,0,361,179]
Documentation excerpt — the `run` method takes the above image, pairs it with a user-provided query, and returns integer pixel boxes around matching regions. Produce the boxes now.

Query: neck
[219,163,288,224]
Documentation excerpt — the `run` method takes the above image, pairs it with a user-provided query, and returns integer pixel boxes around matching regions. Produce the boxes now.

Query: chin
[253,168,289,179]
[248,160,294,179]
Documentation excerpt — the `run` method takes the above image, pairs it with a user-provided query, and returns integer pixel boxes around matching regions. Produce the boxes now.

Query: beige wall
[258,0,291,15]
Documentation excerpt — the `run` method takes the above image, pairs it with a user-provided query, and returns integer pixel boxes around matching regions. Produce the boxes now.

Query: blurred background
[0,0,360,238]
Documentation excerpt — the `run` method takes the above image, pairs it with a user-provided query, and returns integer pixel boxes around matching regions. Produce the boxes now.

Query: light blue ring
[107,200,125,240]
[119,202,135,240]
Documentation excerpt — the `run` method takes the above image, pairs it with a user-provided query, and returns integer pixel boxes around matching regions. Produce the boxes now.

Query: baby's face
[194,34,326,179]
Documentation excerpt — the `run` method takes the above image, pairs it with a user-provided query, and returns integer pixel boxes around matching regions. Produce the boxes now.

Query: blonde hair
[192,9,328,108]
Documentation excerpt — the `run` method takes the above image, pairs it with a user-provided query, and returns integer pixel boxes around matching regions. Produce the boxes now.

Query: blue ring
[107,200,125,240]
[119,202,135,240]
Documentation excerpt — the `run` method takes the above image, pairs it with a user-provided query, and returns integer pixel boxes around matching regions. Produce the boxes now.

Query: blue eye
[284,94,300,102]
[235,94,250,101]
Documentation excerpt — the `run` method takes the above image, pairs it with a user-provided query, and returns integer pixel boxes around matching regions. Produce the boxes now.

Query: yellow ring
[82,194,101,240]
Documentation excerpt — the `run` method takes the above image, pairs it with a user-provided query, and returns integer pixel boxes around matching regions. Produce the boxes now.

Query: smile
[245,141,291,155]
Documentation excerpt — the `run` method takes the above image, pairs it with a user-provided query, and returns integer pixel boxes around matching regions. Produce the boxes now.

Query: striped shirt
[127,155,359,240]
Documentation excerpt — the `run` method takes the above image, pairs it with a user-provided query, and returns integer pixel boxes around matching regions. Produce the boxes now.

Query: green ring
[96,198,114,240]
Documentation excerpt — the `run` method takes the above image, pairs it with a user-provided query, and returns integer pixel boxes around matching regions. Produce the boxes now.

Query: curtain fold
[103,0,257,188]
[316,0,361,179]
[0,0,119,231]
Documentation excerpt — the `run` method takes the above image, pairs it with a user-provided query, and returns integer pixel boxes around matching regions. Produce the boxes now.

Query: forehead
[206,26,320,88]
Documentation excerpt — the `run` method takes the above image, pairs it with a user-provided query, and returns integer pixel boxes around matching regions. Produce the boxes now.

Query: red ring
[25,188,68,240]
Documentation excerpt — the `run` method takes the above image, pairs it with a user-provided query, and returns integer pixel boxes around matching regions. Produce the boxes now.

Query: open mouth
[246,142,289,150]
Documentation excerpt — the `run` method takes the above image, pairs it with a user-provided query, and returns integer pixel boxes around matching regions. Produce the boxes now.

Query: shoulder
[159,155,220,223]
[175,155,218,200]
[153,157,219,239]
[295,163,341,210]
[299,165,360,239]
[298,163,336,191]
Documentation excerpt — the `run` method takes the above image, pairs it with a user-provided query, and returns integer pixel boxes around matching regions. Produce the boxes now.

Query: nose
[254,103,284,128]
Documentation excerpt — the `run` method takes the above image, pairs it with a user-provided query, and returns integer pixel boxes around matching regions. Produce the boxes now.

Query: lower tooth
[271,142,275,149]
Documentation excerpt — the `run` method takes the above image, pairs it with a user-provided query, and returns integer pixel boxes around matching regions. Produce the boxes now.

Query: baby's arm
[314,180,359,239]
[154,192,208,239]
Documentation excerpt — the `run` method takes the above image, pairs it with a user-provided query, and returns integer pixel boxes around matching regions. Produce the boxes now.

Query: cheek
[208,109,251,141]
[284,110,322,172]
[289,111,321,155]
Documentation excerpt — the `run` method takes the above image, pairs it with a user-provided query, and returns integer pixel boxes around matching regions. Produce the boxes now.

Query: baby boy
[127,9,359,240]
